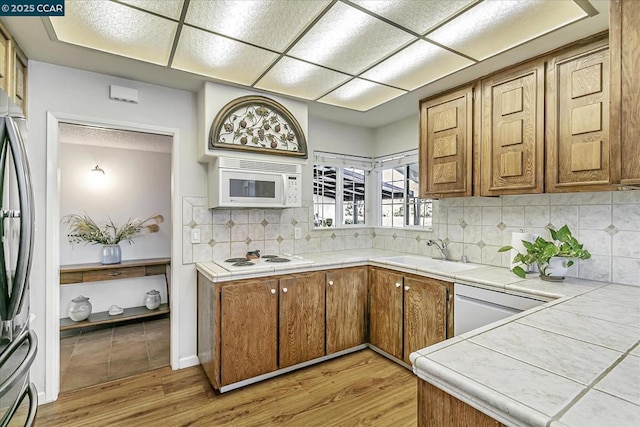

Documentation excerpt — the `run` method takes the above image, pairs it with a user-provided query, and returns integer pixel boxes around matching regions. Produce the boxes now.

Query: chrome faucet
[426,239,448,260]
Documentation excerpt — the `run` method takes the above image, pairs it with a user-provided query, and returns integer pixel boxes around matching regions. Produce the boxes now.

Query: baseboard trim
[178,355,200,369]
[367,344,412,370]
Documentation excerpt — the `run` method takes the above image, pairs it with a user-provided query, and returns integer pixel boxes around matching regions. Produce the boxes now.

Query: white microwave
[208,157,302,208]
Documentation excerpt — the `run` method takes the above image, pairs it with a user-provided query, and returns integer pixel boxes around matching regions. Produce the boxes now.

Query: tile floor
[59,316,170,392]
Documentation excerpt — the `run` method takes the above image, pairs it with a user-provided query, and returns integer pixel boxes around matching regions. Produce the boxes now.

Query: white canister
[144,289,161,310]
[68,295,92,321]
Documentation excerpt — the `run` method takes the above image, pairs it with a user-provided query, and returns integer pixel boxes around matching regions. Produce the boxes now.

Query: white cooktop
[212,255,315,273]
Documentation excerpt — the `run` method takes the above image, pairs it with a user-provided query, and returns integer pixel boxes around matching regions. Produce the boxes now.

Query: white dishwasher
[454,283,546,336]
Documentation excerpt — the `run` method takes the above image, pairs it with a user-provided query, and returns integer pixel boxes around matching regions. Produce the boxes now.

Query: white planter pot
[542,257,572,280]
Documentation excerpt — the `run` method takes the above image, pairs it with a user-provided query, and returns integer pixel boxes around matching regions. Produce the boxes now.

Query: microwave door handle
[5,117,34,320]
[282,175,287,205]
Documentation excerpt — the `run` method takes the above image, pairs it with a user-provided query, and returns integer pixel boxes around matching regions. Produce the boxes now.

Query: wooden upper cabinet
[610,0,640,186]
[279,272,325,368]
[326,267,367,354]
[369,268,403,360]
[480,61,545,196]
[403,276,449,365]
[419,86,474,198]
[220,279,278,385]
[0,24,9,95]
[11,42,27,111]
[546,40,611,192]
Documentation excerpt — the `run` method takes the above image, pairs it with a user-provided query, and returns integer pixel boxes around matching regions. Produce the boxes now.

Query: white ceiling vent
[109,85,139,103]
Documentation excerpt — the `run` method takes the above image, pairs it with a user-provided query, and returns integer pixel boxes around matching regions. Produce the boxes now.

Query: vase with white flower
[62,213,164,264]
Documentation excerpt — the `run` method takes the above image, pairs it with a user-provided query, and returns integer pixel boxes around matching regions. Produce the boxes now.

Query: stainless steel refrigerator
[0,88,37,426]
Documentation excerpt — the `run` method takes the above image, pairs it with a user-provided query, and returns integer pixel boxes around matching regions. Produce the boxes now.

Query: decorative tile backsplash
[184,190,640,286]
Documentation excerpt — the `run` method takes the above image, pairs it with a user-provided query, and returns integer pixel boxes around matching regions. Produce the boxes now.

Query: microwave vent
[218,157,299,174]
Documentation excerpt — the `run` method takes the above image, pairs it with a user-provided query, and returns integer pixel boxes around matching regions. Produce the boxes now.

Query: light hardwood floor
[37,349,417,427]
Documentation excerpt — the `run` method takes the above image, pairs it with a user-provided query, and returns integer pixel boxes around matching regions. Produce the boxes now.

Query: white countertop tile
[453,267,526,288]
[594,355,640,405]
[469,322,622,385]
[552,296,640,327]
[558,389,640,427]
[580,283,640,308]
[516,308,640,352]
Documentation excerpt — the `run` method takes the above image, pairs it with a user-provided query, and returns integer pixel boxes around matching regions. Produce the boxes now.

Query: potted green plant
[62,213,164,264]
[499,225,591,281]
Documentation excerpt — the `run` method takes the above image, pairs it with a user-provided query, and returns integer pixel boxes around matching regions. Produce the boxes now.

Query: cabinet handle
[328,280,334,286]
[270,289,276,294]
[405,286,410,291]
[109,272,122,276]
[282,288,288,293]
[395,283,401,288]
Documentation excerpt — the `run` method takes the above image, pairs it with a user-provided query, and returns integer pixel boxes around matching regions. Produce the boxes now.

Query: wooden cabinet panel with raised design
[0,23,9,95]
[326,267,368,354]
[279,272,325,368]
[220,278,278,385]
[419,86,474,198]
[481,61,545,195]
[610,0,640,186]
[369,267,403,360]
[546,40,611,192]
[403,276,449,365]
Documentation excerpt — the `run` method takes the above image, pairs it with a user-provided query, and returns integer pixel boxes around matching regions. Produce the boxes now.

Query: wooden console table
[59,257,171,331]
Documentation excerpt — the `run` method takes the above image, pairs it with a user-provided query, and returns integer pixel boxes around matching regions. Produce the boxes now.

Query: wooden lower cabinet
[279,272,326,368]
[369,268,404,359]
[369,268,453,364]
[220,278,278,385]
[418,380,504,427]
[326,267,368,353]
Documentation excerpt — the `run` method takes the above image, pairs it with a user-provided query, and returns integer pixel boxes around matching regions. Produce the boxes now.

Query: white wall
[27,61,203,402]
[372,114,419,157]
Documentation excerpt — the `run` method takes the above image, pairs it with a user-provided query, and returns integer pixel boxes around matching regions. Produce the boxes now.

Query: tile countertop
[195,250,640,427]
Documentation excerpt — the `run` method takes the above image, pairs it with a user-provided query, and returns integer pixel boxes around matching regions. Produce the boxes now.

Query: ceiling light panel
[361,40,474,91]
[318,79,406,111]
[288,2,415,75]
[185,0,332,52]
[50,0,177,65]
[426,0,589,61]
[172,26,279,86]
[255,57,351,100]
[116,0,184,20]
[351,0,477,34]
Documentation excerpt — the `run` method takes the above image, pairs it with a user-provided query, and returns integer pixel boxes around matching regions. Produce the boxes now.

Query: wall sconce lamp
[91,165,105,175]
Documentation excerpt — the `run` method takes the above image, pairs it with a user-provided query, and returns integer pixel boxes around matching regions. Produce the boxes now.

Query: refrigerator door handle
[4,117,34,320]
[0,329,37,396]
[0,381,38,427]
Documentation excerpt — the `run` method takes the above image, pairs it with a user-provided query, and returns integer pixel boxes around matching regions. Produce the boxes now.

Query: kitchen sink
[377,255,481,273]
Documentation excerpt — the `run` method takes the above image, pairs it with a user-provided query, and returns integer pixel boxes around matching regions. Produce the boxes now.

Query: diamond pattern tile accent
[305,235,311,241]
[331,233,336,239]
[291,219,298,226]
[261,219,269,227]
[276,236,283,243]
[605,224,619,236]
[245,237,252,245]
[444,238,451,245]
[227,220,235,228]
[497,222,506,231]
[415,235,422,242]
[354,232,360,238]
[477,240,486,249]
[392,233,398,240]
[208,239,216,247]
[187,220,197,229]
[372,231,377,238]
[460,220,468,229]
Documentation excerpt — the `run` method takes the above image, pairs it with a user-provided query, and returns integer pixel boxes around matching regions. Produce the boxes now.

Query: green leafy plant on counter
[62,213,164,245]
[498,225,591,279]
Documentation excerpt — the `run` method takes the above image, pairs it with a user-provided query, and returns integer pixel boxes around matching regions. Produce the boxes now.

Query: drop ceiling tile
[117,0,184,20]
[426,0,588,61]
[185,0,332,52]
[361,40,474,91]
[287,2,416,75]
[255,57,351,100]
[351,0,477,34]
[50,0,177,65]
[318,79,406,112]
[172,26,279,86]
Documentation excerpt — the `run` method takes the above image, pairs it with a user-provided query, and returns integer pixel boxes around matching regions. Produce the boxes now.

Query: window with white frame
[313,152,372,228]
[377,150,432,228]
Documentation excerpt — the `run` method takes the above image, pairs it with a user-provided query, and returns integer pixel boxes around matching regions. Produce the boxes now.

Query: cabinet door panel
[546,42,611,192]
[326,267,367,354]
[220,279,278,385]
[403,277,448,365]
[481,61,544,195]
[420,86,473,198]
[369,268,403,360]
[279,272,325,368]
